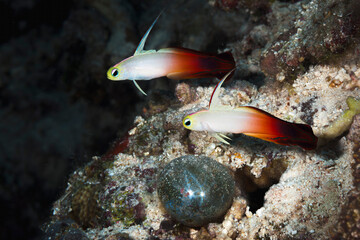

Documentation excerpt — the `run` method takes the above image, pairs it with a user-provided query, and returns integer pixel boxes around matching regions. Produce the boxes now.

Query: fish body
[107,13,235,95]
[184,107,317,150]
[108,51,172,81]
[108,48,234,81]
[183,71,318,150]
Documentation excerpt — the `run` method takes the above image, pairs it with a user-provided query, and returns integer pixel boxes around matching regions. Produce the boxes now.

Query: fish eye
[184,118,191,127]
[111,68,119,77]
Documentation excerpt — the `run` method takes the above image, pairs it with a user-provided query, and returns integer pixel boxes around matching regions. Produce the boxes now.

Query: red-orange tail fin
[213,51,235,80]
[245,122,318,150]
[166,48,235,80]
[243,107,318,150]
[216,51,235,64]
[271,122,317,150]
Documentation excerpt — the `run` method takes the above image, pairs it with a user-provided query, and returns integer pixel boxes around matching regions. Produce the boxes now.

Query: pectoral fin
[212,133,231,144]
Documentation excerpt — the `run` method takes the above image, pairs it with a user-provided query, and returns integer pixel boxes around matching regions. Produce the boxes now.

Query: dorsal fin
[209,69,234,110]
[134,12,163,56]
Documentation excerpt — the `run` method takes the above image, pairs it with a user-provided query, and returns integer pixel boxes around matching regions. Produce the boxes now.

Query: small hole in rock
[247,186,271,212]
[235,158,288,213]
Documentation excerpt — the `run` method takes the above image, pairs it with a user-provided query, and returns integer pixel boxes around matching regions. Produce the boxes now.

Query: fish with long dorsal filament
[182,70,318,150]
[107,13,235,95]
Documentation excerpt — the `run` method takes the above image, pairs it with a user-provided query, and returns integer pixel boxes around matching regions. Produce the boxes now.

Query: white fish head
[183,110,210,131]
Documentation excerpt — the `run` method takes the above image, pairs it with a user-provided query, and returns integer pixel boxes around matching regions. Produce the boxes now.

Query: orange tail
[166,48,235,80]
[212,51,236,79]
[243,107,318,150]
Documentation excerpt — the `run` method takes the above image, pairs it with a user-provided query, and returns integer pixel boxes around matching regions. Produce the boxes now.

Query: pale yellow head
[107,64,124,81]
[183,111,207,131]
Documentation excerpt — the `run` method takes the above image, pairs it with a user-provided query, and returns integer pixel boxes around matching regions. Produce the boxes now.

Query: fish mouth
[106,73,113,80]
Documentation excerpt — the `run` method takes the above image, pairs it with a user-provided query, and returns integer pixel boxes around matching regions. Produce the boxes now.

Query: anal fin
[166,72,185,81]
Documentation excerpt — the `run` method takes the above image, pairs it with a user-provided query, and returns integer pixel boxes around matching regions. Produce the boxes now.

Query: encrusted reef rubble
[46,50,360,239]
[259,0,360,80]
[44,0,360,239]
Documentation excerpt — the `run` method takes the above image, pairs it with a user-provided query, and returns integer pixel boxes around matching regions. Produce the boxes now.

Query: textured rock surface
[4,0,359,239]
[260,0,360,80]
[47,46,360,240]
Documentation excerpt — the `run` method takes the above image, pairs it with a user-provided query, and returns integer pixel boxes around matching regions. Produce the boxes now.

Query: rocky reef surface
[3,0,359,239]
[44,0,360,238]
[46,59,360,239]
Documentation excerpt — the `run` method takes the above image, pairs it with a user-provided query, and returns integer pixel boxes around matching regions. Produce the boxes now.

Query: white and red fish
[107,14,235,95]
[183,70,318,150]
